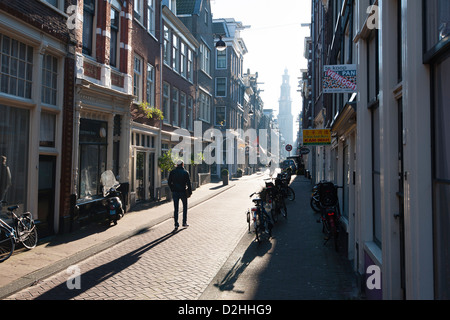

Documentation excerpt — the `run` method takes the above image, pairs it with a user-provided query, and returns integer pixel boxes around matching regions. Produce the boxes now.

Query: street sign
[303,129,332,146]
[299,147,310,155]
[285,144,293,152]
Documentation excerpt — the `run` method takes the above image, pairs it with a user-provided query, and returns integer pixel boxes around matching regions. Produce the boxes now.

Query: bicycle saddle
[252,198,262,204]
[8,205,19,212]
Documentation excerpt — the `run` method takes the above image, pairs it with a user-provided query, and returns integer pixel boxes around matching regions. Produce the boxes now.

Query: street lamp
[215,35,226,51]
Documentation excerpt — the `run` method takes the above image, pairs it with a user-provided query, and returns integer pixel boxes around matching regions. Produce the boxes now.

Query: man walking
[168,160,192,232]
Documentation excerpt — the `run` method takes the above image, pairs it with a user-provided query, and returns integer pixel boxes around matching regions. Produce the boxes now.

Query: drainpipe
[311,0,317,185]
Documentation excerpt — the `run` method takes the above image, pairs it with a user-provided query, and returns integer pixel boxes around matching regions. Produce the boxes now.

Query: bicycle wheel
[0,226,15,262]
[17,215,38,250]
[280,199,287,219]
[254,214,261,242]
[286,187,295,201]
[310,197,321,213]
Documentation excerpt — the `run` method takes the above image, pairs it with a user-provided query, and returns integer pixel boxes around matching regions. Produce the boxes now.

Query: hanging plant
[139,102,164,120]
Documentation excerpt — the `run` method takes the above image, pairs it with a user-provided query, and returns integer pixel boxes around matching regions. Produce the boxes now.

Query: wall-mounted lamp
[215,35,227,51]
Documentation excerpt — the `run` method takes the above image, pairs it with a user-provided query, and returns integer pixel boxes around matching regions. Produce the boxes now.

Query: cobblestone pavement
[5,174,360,300]
[5,174,266,300]
[200,175,360,300]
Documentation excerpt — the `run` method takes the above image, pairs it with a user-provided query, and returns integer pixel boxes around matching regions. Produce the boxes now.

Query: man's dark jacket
[168,166,192,196]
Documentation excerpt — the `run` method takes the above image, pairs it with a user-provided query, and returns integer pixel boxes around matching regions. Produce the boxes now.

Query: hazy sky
[210,0,312,140]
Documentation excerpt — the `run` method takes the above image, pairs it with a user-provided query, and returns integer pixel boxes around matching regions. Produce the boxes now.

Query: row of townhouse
[302,0,449,300]
[0,0,272,239]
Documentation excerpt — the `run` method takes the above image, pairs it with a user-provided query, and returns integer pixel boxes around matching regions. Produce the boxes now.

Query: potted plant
[236,168,243,177]
[139,102,164,126]
[221,168,229,185]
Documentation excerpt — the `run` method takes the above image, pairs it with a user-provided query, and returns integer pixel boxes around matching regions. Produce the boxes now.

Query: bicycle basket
[319,182,338,207]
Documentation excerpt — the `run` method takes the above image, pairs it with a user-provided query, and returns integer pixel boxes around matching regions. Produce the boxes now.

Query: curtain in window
[0,105,29,210]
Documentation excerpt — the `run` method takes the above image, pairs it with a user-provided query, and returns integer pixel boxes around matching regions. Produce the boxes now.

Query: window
[164,26,171,65]
[187,49,193,81]
[42,54,58,105]
[163,82,170,123]
[172,34,179,72]
[216,49,226,69]
[134,0,144,24]
[110,7,120,68]
[172,87,179,126]
[187,96,193,131]
[0,34,33,99]
[425,1,450,297]
[199,91,211,122]
[180,42,187,77]
[78,119,107,200]
[216,77,226,97]
[44,0,62,9]
[0,105,29,207]
[134,55,143,102]
[40,112,56,148]
[200,43,211,75]
[367,30,379,104]
[424,0,450,54]
[215,106,226,126]
[180,92,186,129]
[147,0,155,35]
[431,52,450,299]
[146,63,154,106]
[82,0,96,56]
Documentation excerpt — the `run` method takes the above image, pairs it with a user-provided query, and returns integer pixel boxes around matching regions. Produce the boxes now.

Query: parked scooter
[101,170,124,226]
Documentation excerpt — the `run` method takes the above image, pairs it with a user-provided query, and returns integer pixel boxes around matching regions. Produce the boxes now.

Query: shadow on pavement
[34,229,185,300]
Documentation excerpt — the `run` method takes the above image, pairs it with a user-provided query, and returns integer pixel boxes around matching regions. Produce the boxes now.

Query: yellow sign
[303,129,331,146]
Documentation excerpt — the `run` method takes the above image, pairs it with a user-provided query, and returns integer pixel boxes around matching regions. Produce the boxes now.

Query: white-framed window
[134,55,143,102]
[172,87,179,126]
[180,92,186,129]
[147,0,155,35]
[134,0,144,24]
[0,33,34,99]
[39,111,56,148]
[187,96,193,131]
[180,42,187,78]
[172,34,179,72]
[163,25,171,65]
[187,49,193,82]
[146,63,154,106]
[198,91,211,122]
[200,43,211,75]
[42,53,58,105]
[215,106,226,126]
[215,77,227,97]
[216,49,226,69]
[163,82,170,123]
[110,6,120,68]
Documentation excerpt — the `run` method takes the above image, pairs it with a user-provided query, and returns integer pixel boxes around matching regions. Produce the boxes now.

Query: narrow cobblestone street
[4,173,359,301]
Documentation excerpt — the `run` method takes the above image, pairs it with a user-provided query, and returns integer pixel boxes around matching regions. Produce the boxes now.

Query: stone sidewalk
[0,176,242,299]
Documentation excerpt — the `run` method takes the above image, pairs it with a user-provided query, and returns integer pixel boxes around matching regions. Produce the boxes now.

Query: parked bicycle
[310,180,327,213]
[276,172,295,201]
[314,182,342,251]
[246,191,273,243]
[0,201,38,262]
[264,178,287,223]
